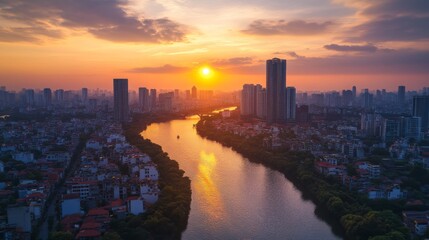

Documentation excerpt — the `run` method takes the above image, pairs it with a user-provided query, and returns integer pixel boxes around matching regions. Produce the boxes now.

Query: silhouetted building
[150,89,157,110]
[24,89,35,107]
[54,89,64,104]
[296,105,309,123]
[398,86,405,105]
[191,86,197,99]
[382,119,400,143]
[342,90,353,106]
[363,89,373,109]
[113,79,129,122]
[286,87,296,121]
[138,87,150,112]
[240,84,257,116]
[266,58,286,124]
[158,92,174,112]
[413,95,429,132]
[404,117,422,141]
[43,88,52,107]
[81,88,88,103]
[256,87,267,119]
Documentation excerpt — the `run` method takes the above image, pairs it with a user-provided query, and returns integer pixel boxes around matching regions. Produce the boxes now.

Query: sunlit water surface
[142,113,340,240]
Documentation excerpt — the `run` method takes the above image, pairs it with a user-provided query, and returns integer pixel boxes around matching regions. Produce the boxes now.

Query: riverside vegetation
[108,114,192,240]
[196,115,409,240]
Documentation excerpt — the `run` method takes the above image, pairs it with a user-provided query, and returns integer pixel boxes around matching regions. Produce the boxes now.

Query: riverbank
[196,116,409,240]
[111,113,192,239]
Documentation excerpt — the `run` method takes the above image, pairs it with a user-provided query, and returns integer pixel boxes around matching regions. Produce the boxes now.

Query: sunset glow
[0,0,428,91]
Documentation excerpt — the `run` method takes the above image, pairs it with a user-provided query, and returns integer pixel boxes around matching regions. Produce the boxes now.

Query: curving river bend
[141,113,341,240]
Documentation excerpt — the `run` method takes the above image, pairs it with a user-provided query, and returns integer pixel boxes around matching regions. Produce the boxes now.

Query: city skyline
[1,0,429,91]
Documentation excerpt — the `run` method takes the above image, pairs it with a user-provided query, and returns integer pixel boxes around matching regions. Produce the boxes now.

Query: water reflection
[142,117,341,240]
[195,151,225,222]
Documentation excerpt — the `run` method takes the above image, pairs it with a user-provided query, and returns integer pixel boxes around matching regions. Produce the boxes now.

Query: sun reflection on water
[195,151,226,222]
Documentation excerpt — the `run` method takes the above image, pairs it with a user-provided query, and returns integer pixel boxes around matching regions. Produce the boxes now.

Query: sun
[201,67,211,76]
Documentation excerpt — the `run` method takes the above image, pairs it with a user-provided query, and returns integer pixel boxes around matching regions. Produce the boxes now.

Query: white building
[139,164,158,181]
[127,197,145,215]
[140,184,159,204]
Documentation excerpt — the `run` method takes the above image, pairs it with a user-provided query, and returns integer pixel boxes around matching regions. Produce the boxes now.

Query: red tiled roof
[76,229,101,238]
[63,193,80,200]
[87,208,109,216]
[108,199,123,208]
[80,221,101,230]
[61,214,82,225]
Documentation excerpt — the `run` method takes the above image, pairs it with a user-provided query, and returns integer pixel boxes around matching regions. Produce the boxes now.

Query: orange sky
[0,0,428,92]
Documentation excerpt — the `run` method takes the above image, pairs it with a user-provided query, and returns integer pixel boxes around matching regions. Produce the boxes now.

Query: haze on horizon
[0,0,428,92]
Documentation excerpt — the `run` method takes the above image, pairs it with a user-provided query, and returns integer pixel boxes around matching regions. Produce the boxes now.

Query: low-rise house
[61,194,81,217]
[126,196,145,215]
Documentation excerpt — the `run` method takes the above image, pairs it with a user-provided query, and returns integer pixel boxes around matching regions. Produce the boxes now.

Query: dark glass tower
[266,58,286,124]
[113,78,129,122]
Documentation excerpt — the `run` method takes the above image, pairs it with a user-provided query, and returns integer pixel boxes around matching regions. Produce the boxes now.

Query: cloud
[242,20,333,35]
[212,57,254,67]
[349,16,429,42]
[273,51,306,59]
[0,26,63,42]
[129,64,189,73]
[324,44,378,52]
[340,0,429,42]
[289,49,429,75]
[228,49,429,75]
[0,0,191,43]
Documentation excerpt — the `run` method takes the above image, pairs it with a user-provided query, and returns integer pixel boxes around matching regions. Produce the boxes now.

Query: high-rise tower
[266,58,286,124]
[113,79,129,122]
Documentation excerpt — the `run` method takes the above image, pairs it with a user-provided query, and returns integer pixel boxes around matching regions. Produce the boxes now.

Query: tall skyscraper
[286,87,296,121]
[240,84,257,116]
[413,95,429,132]
[266,58,286,124]
[191,86,197,99]
[398,86,405,105]
[150,89,157,110]
[363,89,373,109]
[256,87,267,119]
[113,79,129,122]
[25,89,35,107]
[158,92,174,112]
[43,88,52,107]
[82,88,88,103]
[54,89,64,104]
[138,87,150,112]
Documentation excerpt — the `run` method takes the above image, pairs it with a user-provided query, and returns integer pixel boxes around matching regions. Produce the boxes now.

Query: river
[141,113,341,240]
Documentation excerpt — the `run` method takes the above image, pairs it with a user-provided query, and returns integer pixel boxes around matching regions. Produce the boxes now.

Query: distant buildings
[286,87,296,121]
[256,86,267,119]
[158,92,174,112]
[240,84,257,116]
[240,58,297,124]
[138,87,150,112]
[43,88,52,107]
[82,88,88,103]
[191,86,197,99]
[398,85,405,105]
[150,89,157,110]
[266,58,286,124]
[413,95,429,133]
[113,79,129,122]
